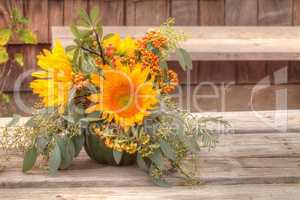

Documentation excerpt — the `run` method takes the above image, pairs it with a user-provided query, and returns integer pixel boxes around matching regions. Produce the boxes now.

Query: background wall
[1,0,300,115]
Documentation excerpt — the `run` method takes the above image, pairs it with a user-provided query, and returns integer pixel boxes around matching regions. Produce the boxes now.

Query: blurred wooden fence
[1,0,300,113]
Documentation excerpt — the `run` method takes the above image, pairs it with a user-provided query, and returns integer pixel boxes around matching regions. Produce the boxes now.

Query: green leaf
[12,8,30,25]
[103,33,114,41]
[22,146,38,172]
[160,140,177,161]
[0,46,9,64]
[0,92,10,104]
[90,7,100,25]
[72,134,84,157]
[113,150,123,165]
[6,114,21,127]
[149,164,170,187]
[176,48,192,70]
[78,9,92,26]
[48,142,61,175]
[149,150,165,170]
[57,137,75,170]
[0,28,12,46]
[17,28,38,44]
[159,60,168,70]
[14,53,24,67]
[36,136,49,153]
[137,154,148,172]
[151,176,170,187]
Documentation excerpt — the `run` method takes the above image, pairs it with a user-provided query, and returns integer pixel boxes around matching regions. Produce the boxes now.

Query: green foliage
[17,28,38,44]
[0,47,9,64]
[176,48,192,70]
[14,53,24,67]
[113,150,123,164]
[0,28,12,46]
[22,146,38,172]
[136,154,148,172]
[48,142,61,175]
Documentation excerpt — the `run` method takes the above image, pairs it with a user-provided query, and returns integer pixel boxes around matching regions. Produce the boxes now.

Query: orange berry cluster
[138,31,168,76]
[73,73,89,90]
[161,70,179,94]
[140,31,167,49]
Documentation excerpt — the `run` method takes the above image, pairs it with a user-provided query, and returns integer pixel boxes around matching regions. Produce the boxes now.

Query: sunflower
[86,63,159,130]
[30,40,73,113]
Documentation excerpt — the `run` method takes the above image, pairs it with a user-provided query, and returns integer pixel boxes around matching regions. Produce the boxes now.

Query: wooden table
[1,110,300,199]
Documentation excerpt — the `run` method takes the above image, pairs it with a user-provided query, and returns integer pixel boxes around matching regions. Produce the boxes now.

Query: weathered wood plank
[225,0,266,84]
[0,132,300,188]
[24,0,48,43]
[290,0,300,83]
[48,0,64,42]
[258,0,293,25]
[199,0,225,25]
[171,0,198,25]
[197,61,235,83]
[236,61,267,84]
[259,0,293,85]
[89,0,125,25]
[52,26,300,61]
[1,184,300,200]
[126,0,169,25]
[225,0,258,26]
[2,110,300,133]
[63,0,88,26]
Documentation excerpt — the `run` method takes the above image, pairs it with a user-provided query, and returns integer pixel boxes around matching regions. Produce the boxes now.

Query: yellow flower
[103,33,136,57]
[30,40,73,113]
[103,33,121,49]
[118,37,137,56]
[86,63,159,130]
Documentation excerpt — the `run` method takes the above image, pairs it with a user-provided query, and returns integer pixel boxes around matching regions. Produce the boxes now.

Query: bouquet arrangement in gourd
[13,9,227,186]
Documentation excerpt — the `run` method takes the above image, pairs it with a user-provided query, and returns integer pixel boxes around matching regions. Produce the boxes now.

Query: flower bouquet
[6,9,228,186]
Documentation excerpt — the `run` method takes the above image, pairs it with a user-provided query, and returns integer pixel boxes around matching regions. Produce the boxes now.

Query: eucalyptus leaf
[48,142,61,175]
[149,150,165,170]
[113,150,123,165]
[36,136,49,153]
[22,146,38,172]
[6,114,21,127]
[176,48,192,70]
[160,140,177,161]
[72,134,85,157]
[137,154,148,172]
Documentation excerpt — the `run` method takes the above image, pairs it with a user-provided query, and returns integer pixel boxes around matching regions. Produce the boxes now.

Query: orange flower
[86,63,159,130]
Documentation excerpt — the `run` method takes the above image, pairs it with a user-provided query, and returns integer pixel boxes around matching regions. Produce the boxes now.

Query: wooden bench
[52,26,300,61]
[1,27,300,199]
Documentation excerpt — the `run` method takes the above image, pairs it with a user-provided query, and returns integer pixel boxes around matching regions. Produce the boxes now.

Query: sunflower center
[118,95,131,107]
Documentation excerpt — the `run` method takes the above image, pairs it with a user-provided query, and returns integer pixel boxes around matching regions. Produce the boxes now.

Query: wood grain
[52,26,300,61]
[48,0,64,42]
[89,0,125,25]
[63,0,88,26]
[225,0,258,26]
[0,131,300,188]
[24,0,48,43]
[199,0,225,25]
[126,0,170,25]
[1,184,300,200]
[258,0,293,25]
[171,0,198,25]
